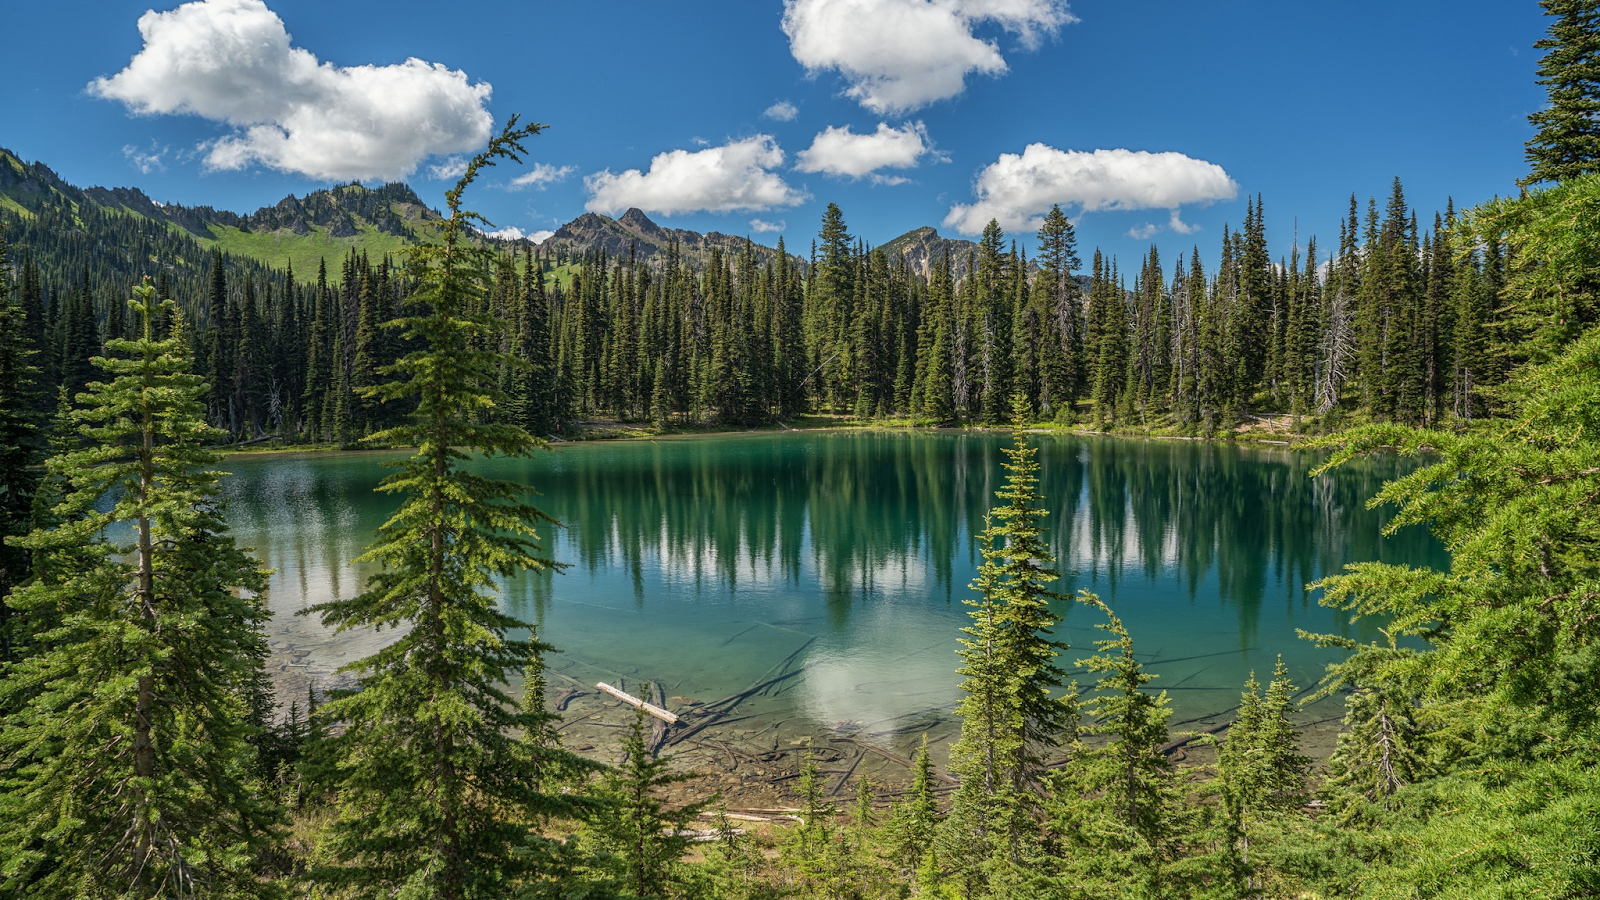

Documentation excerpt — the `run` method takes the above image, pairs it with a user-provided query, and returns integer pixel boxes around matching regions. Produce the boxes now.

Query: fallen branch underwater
[830,736,958,784]
[664,635,819,748]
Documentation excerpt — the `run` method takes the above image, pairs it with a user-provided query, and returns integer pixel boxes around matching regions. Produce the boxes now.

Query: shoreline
[265,629,1348,810]
[221,414,1322,460]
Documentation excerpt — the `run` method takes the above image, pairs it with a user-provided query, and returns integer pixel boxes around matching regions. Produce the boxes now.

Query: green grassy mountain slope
[0,146,442,277]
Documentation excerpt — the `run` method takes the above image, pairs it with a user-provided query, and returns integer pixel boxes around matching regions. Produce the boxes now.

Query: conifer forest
[2,1,1599,897]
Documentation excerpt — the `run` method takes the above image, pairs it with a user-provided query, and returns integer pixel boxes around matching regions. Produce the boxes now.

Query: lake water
[222,430,1445,772]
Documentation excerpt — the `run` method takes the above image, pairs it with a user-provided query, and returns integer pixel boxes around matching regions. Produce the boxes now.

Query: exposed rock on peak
[530,208,800,270]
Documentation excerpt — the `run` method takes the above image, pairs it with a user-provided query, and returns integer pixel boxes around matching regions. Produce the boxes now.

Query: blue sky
[4,1,1548,267]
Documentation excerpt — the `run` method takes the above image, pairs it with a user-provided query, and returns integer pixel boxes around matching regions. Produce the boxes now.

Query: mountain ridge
[1,146,1000,282]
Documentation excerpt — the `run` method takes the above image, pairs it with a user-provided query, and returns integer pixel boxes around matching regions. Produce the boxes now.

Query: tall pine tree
[306,119,584,900]
[0,279,279,898]
[1524,0,1600,185]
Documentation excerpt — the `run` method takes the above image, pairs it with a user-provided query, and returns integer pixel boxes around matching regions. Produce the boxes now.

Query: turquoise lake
[221,430,1445,758]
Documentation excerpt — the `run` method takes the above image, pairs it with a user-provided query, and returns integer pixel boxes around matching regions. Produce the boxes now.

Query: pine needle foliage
[1524,0,1600,186]
[943,395,1074,886]
[1459,172,1600,365]
[1303,318,1600,763]
[584,708,712,900]
[306,118,585,900]
[0,234,43,661]
[0,279,277,899]
[1294,234,1600,895]
[1034,592,1183,900]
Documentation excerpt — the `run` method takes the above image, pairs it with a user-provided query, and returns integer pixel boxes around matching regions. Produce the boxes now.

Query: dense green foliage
[1524,0,1600,184]
[303,120,588,900]
[579,710,713,899]
[941,399,1073,888]
[0,4,1597,896]
[0,280,278,898]
[0,235,43,662]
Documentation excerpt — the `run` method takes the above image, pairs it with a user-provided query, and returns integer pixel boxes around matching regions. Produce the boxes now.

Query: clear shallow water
[221,430,1445,744]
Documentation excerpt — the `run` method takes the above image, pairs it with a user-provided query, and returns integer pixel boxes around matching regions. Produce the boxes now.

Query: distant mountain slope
[0,147,449,279]
[528,207,801,271]
[2,145,1031,291]
[878,226,985,280]
[527,211,1007,279]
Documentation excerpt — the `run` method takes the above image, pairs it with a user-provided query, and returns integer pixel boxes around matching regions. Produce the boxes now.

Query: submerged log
[547,668,587,689]
[596,682,680,725]
[665,671,805,747]
[829,736,958,784]
[697,669,803,715]
[647,681,671,756]
[664,636,818,748]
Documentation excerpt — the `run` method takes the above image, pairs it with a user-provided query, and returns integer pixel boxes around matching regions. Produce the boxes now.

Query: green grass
[0,195,35,219]
[201,221,419,276]
[542,263,580,291]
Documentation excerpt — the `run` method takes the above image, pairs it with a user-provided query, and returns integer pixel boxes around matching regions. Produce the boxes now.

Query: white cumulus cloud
[749,218,787,233]
[795,121,929,179]
[1128,211,1202,240]
[944,144,1238,235]
[782,0,1075,113]
[585,136,807,216]
[764,100,800,122]
[88,0,493,182]
[122,143,168,174]
[510,163,576,189]
[480,226,556,244]
[429,156,467,181]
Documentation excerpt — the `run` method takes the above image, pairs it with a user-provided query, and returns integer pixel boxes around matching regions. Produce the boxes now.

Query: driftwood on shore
[668,827,748,843]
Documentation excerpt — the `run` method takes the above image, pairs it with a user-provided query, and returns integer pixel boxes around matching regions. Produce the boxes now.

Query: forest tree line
[3,175,1518,445]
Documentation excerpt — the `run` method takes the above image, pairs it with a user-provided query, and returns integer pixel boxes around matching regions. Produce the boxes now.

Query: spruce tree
[942,396,1073,887]
[1449,241,1492,420]
[884,735,941,884]
[1524,0,1600,185]
[306,119,584,899]
[584,708,711,899]
[920,250,958,424]
[781,751,855,897]
[56,273,99,404]
[517,251,558,436]
[301,260,334,442]
[1318,680,1423,811]
[975,220,1014,424]
[0,235,43,661]
[1214,658,1310,895]
[0,279,279,898]
[1035,205,1084,416]
[1035,592,1184,900]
